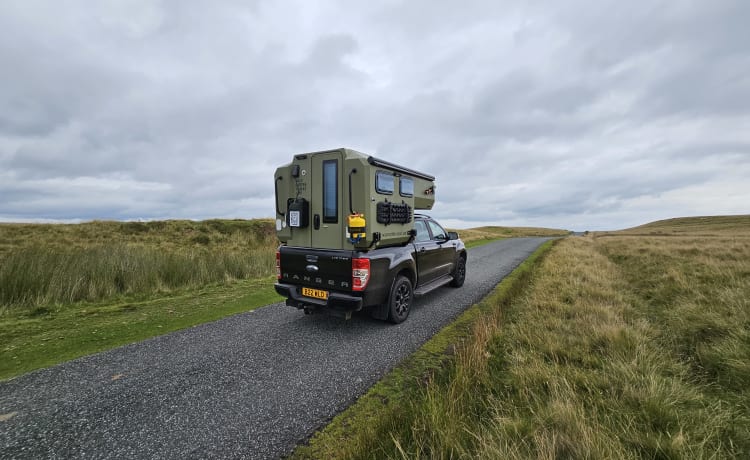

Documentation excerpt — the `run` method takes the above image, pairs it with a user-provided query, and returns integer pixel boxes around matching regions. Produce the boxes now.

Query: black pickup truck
[274,214,467,323]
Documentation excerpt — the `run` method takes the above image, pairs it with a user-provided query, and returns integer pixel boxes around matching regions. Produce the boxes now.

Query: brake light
[352,258,370,291]
[276,251,281,280]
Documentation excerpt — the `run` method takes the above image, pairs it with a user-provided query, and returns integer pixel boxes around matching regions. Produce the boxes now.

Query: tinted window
[376,171,394,194]
[323,160,337,223]
[414,220,430,242]
[427,220,447,240]
[400,177,414,197]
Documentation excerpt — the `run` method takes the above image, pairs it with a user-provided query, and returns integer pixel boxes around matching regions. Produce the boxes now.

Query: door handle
[314,214,320,230]
[420,247,426,252]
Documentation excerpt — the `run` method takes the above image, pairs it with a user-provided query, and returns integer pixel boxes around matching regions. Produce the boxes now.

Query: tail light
[276,251,281,280]
[352,258,370,291]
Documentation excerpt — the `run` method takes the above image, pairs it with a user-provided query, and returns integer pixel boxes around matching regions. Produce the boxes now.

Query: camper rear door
[311,151,344,248]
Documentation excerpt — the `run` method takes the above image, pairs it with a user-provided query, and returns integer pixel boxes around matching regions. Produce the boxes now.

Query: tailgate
[279,246,356,292]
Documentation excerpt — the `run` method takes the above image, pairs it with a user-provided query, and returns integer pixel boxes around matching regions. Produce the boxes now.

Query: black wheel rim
[394,282,411,317]
[457,260,466,282]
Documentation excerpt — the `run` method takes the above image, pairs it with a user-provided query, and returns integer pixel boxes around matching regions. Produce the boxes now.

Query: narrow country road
[0,238,551,459]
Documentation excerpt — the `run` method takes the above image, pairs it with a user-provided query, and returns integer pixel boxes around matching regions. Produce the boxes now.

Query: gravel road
[0,237,550,459]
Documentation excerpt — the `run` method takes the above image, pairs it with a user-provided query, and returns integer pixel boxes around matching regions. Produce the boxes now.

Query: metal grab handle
[348,168,357,214]
[274,177,284,217]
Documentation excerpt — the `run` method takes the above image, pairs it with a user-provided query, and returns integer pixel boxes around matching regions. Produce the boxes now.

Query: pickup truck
[274,214,466,323]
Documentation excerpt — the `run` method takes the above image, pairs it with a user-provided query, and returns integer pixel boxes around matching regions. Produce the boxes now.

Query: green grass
[295,215,750,458]
[0,219,277,313]
[292,240,556,459]
[0,277,281,380]
[0,218,568,381]
[0,218,281,380]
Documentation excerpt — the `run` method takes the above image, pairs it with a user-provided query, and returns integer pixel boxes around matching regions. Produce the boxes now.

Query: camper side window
[323,160,338,223]
[376,171,394,195]
[400,177,414,197]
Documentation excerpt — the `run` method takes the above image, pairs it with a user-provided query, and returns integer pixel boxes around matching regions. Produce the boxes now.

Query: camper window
[399,177,414,197]
[376,171,394,195]
[323,159,338,223]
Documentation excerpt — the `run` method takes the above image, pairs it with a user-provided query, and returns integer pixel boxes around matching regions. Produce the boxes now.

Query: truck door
[413,219,442,284]
[426,220,456,278]
[311,151,344,248]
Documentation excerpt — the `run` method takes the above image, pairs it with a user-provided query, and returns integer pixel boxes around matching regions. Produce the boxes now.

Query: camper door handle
[314,214,320,230]
[274,177,284,217]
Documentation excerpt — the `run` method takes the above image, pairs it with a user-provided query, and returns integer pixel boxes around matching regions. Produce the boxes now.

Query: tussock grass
[0,219,277,313]
[293,240,555,460]
[301,216,750,459]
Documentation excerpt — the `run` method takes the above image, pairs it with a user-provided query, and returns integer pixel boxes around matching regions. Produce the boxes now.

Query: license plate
[302,287,328,300]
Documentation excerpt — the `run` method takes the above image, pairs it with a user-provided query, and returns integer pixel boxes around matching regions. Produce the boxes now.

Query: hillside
[456,225,569,246]
[608,214,750,236]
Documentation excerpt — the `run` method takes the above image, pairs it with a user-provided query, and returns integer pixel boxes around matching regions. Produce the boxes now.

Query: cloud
[0,0,748,230]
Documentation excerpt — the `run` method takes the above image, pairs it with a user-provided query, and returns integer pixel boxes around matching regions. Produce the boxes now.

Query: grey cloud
[1,1,748,229]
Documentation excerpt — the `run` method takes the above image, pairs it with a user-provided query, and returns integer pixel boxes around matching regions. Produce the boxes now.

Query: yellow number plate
[302,287,328,300]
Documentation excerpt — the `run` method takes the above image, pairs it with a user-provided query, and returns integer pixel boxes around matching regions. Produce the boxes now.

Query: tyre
[449,255,466,287]
[387,275,413,324]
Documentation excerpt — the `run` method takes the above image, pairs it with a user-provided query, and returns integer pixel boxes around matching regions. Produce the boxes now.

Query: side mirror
[447,231,459,241]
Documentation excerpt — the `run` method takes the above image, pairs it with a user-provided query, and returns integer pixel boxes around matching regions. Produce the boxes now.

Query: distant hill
[0,219,277,254]
[456,226,569,246]
[611,215,750,236]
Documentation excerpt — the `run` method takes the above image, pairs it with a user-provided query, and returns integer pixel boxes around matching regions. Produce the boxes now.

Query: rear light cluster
[352,258,370,291]
[276,251,281,280]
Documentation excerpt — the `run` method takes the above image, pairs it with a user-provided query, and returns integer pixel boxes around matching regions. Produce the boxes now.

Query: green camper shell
[274,148,436,250]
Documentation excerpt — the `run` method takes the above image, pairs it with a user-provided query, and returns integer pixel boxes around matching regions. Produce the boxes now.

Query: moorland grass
[0,219,277,313]
[0,218,563,380]
[298,216,750,458]
[293,239,556,460]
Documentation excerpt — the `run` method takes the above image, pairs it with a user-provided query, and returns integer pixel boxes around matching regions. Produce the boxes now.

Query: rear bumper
[274,283,364,313]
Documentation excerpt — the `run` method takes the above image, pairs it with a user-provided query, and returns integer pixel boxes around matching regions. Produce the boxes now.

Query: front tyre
[450,255,466,287]
[387,275,413,324]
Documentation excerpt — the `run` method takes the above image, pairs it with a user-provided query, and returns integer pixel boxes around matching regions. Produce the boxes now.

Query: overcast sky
[1,1,748,230]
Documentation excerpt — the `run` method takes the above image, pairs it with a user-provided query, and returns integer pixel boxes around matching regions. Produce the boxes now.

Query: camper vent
[376,201,412,225]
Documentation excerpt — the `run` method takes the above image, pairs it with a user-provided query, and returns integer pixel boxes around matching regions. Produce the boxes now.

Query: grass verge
[291,240,556,459]
[0,277,281,381]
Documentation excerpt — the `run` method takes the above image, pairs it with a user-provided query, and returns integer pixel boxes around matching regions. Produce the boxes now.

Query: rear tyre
[450,256,466,287]
[387,275,413,324]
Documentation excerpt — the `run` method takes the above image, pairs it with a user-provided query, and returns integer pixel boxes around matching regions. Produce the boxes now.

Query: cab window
[414,220,430,242]
[427,220,447,241]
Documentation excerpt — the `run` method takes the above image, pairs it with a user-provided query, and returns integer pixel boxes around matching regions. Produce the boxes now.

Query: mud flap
[369,302,389,320]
